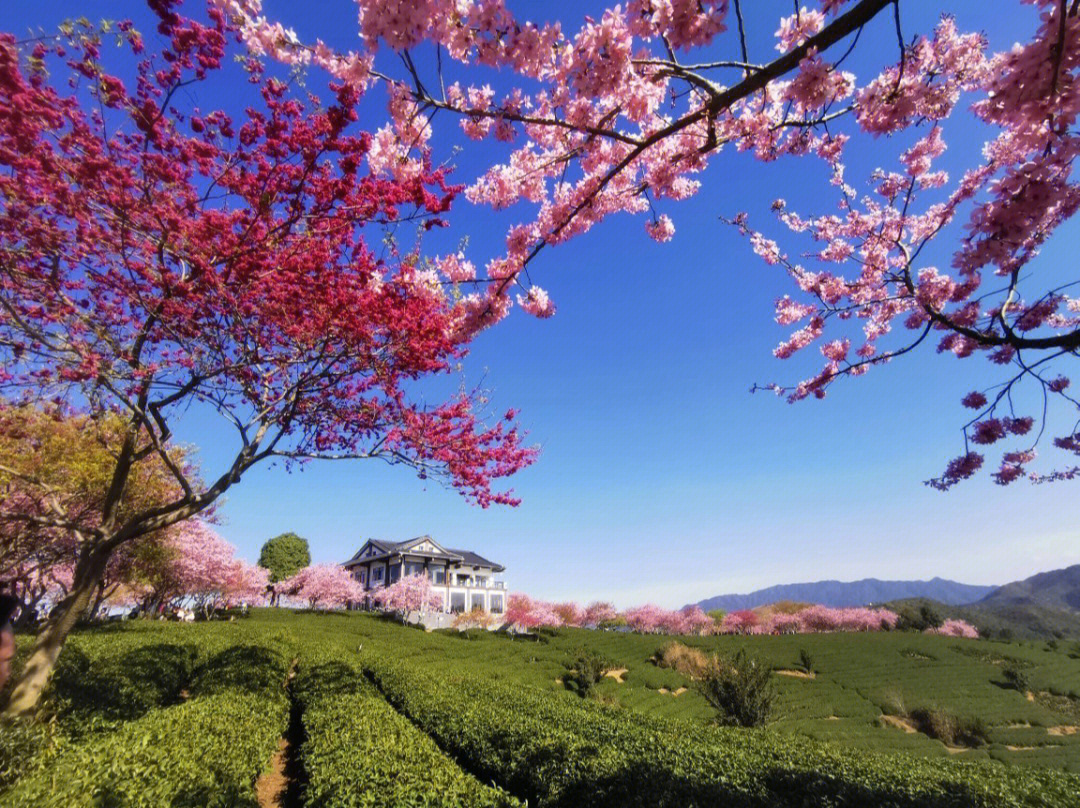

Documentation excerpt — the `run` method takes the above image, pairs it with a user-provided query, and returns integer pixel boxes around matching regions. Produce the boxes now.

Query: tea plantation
[3,610,1079,807]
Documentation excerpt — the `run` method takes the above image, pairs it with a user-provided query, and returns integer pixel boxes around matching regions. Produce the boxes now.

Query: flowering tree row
[502,594,978,638]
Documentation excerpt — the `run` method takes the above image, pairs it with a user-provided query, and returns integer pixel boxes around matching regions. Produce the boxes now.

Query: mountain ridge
[690,576,998,612]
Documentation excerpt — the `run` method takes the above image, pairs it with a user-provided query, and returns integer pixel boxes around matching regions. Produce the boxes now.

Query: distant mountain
[978,564,1080,612]
[691,577,997,612]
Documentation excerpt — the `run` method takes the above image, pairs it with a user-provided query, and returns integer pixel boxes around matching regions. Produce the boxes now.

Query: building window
[373,567,383,582]
[490,595,503,614]
[404,561,424,577]
[475,576,488,587]
[432,568,446,584]
[389,563,401,584]
[470,593,485,611]
[450,592,466,613]
[358,569,366,584]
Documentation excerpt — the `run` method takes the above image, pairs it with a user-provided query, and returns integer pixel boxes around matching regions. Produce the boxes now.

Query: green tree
[258,533,311,584]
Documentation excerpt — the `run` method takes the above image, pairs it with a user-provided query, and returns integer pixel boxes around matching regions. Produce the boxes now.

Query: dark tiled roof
[448,549,505,572]
[344,536,502,570]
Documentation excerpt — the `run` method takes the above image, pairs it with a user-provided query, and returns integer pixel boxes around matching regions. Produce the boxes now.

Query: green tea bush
[696,648,777,727]
[6,633,292,807]
[0,717,52,790]
[1003,665,1031,693]
[294,647,520,807]
[361,644,1080,808]
[562,648,613,697]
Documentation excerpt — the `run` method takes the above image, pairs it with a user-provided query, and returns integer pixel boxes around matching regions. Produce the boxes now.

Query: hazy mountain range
[691,577,998,612]
[690,564,1080,639]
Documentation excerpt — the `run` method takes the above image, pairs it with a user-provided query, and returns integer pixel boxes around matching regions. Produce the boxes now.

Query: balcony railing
[444,579,506,590]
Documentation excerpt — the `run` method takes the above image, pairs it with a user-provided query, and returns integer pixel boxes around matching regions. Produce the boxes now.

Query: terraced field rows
[3,611,1079,807]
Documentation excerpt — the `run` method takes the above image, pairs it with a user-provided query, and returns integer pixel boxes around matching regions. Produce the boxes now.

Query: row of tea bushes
[293,645,521,808]
[360,647,1080,808]
[5,625,293,807]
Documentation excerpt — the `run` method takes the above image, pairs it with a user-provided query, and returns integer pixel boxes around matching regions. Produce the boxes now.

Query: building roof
[343,536,504,572]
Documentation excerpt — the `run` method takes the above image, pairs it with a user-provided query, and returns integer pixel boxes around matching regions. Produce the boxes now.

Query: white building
[343,535,506,614]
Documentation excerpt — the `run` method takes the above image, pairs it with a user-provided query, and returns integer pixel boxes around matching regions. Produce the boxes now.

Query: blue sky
[8,1,1079,606]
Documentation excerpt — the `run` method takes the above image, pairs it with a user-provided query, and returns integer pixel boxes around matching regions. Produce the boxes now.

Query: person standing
[0,594,21,692]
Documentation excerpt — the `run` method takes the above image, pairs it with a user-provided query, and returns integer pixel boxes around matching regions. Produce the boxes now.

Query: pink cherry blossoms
[502,594,900,636]
[372,573,445,614]
[925,618,979,639]
[279,563,365,610]
[221,0,1080,488]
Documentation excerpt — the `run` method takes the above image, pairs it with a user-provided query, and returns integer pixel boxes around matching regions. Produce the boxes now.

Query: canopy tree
[257,532,311,584]
[0,3,535,716]
[231,0,1080,489]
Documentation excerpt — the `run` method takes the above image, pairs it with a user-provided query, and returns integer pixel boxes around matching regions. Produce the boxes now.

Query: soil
[255,737,290,808]
[825,715,840,721]
[774,669,816,679]
[879,715,918,733]
[1006,745,1038,751]
[1047,725,1079,736]
[255,659,303,808]
[604,668,628,683]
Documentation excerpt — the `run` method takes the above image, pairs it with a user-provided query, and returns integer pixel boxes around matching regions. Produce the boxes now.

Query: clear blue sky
[8,2,1078,606]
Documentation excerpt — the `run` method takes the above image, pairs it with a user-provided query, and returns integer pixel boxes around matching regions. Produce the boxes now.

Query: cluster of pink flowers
[371,572,445,614]
[279,563,364,610]
[925,618,979,639]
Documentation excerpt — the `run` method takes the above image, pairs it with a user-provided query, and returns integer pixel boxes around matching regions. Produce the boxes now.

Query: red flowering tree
[0,4,535,716]
[234,0,1080,487]
[280,564,364,610]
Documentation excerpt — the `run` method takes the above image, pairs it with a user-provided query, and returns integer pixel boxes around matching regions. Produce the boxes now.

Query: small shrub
[1002,665,1031,693]
[909,707,988,748]
[696,648,777,728]
[453,607,494,631]
[895,604,944,632]
[1068,642,1080,659]
[797,648,814,675]
[1045,638,1059,652]
[563,647,614,697]
[654,640,712,680]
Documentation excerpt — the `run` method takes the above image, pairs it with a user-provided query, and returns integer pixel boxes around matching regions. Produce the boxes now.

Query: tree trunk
[2,544,112,718]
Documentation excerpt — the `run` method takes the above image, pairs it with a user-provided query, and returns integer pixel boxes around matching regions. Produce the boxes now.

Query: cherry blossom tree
[583,601,618,626]
[279,564,364,610]
[504,592,560,630]
[229,0,1080,487]
[927,618,979,639]
[131,520,266,615]
[372,572,444,615]
[624,603,666,633]
[0,4,536,716]
[552,601,586,627]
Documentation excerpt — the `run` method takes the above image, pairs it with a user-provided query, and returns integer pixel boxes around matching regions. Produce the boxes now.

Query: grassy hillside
[886,597,1080,640]
[979,565,1080,613]
[4,611,1080,807]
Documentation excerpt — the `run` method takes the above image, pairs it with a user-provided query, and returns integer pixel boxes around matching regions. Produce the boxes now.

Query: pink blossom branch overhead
[224,0,1080,488]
